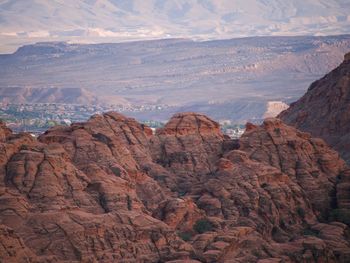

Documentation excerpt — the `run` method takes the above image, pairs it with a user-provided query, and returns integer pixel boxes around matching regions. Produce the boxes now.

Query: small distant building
[150,127,156,135]
[219,120,232,125]
[63,119,72,125]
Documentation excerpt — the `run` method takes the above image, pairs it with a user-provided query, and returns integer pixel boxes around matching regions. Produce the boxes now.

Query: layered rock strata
[0,111,349,262]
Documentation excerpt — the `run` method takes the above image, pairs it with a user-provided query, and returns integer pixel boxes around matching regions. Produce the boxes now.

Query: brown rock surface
[1,111,350,262]
[1,113,191,262]
[279,52,350,164]
[239,117,346,218]
[279,52,350,232]
[0,224,38,263]
[153,112,225,175]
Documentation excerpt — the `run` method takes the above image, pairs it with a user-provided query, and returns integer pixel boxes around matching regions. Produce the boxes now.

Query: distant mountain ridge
[0,87,99,104]
[0,0,350,53]
[1,35,350,122]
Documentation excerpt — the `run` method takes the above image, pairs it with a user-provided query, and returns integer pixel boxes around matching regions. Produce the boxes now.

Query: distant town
[0,103,245,138]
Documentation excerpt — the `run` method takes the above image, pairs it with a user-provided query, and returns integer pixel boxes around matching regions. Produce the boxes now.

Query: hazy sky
[0,0,350,53]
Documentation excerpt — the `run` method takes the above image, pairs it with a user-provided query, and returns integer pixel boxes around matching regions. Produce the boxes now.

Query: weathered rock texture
[279,52,350,164]
[239,118,345,219]
[279,51,350,240]
[1,111,350,262]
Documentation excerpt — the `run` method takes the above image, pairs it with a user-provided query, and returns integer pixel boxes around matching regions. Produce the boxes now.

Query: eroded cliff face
[0,116,189,263]
[279,52,350,164]
[0,112,350,262]
[239,118,346,218]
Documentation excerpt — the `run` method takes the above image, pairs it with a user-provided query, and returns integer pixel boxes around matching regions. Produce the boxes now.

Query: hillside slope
[279,52,350,164]
[1,36,350,122]
[0,87,99,104]
[1,0,350,53]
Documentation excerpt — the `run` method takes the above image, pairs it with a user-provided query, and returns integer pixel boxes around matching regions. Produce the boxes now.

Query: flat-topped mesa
[156,112,223,137]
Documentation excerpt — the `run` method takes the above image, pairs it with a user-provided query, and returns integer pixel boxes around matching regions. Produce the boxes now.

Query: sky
[0,0,350,53]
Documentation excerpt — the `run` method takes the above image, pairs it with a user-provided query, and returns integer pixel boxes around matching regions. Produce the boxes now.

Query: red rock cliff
[0,112,350,262]
[279,52,350,164]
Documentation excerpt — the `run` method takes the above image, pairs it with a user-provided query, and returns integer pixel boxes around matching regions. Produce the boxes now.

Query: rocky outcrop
[279,52,350,233]
[1,113,191,262]
[152,112,225,175]
[1,112,350,262]
[279,52,350,164]
[239,118,346,218]
[146,112,227,195]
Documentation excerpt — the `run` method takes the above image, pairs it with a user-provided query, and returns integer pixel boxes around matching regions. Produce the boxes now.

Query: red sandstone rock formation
[1,112,350,262]
[1,115,191,262]
[279,52,350,164]
[279,52,350,239]
[239,118,346,218]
